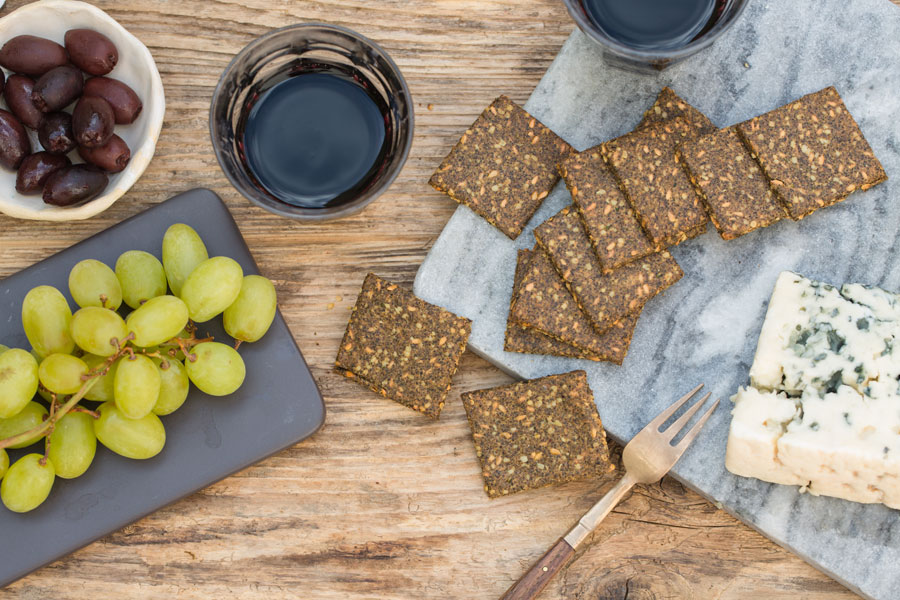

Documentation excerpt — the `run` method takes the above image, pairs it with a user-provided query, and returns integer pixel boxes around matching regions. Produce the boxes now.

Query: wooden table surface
[1,0,894,598]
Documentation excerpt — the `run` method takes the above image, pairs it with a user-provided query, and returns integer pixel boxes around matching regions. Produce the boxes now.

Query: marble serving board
[414,1,900,598]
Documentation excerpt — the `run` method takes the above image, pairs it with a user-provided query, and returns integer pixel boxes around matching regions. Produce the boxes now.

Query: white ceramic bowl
[0,0,164,221]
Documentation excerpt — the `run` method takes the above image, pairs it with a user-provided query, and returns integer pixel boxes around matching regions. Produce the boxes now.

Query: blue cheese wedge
[726,271,900,508]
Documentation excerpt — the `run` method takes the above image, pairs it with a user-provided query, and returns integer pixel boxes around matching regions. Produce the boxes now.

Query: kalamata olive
[83,77,142,125]
[4,75,43,129]
[38,112,76,155]
[0,70,5,98]
[0,109,31,170]
[16,152,71,194]
[77,134,131,173]
[72,96,115,148]
[32,65,84,113]
[64,29,118,76]
[42,164,108,206]
[0,35,69,77]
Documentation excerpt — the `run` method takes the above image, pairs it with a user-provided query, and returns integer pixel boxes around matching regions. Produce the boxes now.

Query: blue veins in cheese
[726,271,900,509]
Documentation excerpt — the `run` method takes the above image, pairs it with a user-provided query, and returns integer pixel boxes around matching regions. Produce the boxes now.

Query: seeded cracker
[508,247,638,364]
[429,95,573,239]
[736,86,887,220]
[677,127,787,240]
[505,249,598,360]
[559,148,655,272]
[462,371,614,498]
[534,207,683,335]
[639,87,717,134]
[602,116,709,248]
[336,273,471,419]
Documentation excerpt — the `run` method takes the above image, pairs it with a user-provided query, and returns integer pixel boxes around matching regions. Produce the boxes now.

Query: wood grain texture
[1,0,894,598]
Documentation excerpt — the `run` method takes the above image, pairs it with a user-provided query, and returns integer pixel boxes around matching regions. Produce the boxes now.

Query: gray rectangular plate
[0,188,325,588]
[415,0,900,598]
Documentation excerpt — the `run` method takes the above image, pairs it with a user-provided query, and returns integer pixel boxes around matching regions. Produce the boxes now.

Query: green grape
[126,295,190,348]
[39,353,89,395]
[47,412,96,479]
[114,355,160,419]
[185,342,245,396]
[224,275,277,343]
[0,402,49,449]
[22,286,74,358]
[162,223,209,297]
[94,402,166,459]
[151,357,189,416]
[68,259,123,310]
[71,307,128,357]
[1,453,55,513]
[0,449,7,479]
[82,354,119,402]
[115,250,167,309]
[179,257,243,323]
[0,348,39,419]
[0,344,9,354]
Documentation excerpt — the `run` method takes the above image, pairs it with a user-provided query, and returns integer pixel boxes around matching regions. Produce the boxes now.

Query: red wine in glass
[581,0,728,50]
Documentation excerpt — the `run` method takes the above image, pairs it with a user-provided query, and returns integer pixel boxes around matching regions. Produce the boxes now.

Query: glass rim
[208,22,415,221]
[561,0,750,62]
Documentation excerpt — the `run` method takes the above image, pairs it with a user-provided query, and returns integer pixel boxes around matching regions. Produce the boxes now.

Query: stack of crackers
[431,87,887,365]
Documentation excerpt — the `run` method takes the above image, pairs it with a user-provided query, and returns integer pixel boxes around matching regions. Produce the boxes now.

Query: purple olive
[72,96,115,148]
[65,29,118,76]
[4,75,43,129]
[78,134,131,173]
[32,65,84,113]
[38,112,77,155]
[16,152,71,194]
[0,35,68,77]
[0,109,31,170]
[0,70,5,98]
[83,76,142,125]
[42,164,108,206]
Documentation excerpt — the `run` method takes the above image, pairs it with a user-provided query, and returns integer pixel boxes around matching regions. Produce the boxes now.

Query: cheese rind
[727,271,900,509]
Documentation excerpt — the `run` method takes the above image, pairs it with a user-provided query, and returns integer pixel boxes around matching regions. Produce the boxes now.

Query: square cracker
[559,147,656,272]
[461,370,614,498]
[736,86,887,220]
[677,126,787,240]
[639,87,717,134]
[534,207,683,335]
[602,117,709,248]
[429,95,573,239]
[509,247,638,364]
[336,273,471,419]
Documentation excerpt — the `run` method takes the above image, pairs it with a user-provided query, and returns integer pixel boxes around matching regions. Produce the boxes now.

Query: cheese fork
[501,384,719,600]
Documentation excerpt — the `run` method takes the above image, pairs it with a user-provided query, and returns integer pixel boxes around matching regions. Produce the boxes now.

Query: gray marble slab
[414,1,900,598]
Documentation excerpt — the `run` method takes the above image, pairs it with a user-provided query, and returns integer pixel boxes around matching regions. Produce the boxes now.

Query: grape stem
[0,326,210,451]
[71,406,101,419]
[0,376,98,451]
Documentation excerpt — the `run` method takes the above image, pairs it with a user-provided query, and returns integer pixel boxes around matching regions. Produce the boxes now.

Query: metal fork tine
[647,383,704,430]
[674,398,721,452]
[663,391,712,440]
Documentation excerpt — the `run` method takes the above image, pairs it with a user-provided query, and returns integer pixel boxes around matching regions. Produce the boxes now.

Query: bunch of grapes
[0,223,278,513]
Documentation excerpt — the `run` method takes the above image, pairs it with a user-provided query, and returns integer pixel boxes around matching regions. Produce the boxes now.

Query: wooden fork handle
[500,538,575,600]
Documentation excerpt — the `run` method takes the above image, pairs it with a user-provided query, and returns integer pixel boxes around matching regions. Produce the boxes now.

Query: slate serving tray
[0,188,325,588]
[415,0,900,598]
